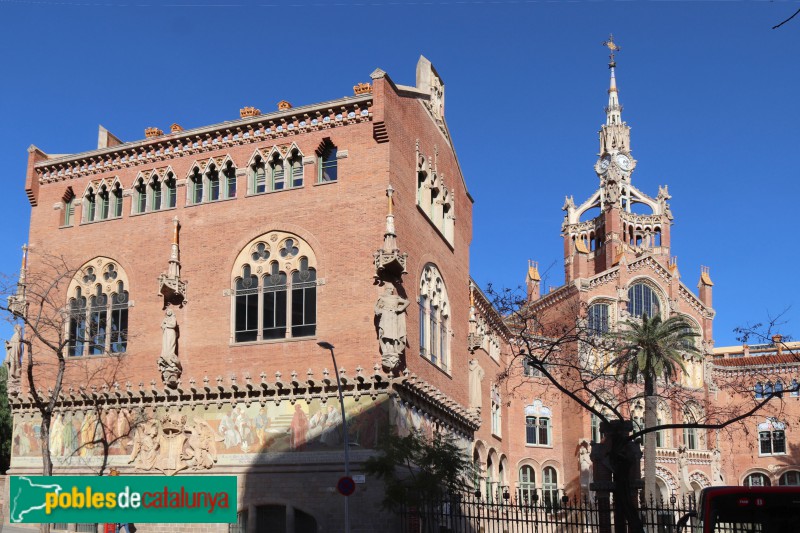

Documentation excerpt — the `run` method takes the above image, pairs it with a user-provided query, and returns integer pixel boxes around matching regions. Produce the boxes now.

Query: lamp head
[317,341,335,350]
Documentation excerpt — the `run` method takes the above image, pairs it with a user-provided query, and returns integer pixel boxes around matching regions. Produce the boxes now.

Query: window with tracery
[270,153,285,191]
[759,418,786,456]
[250,155,267,194]
[525,401,552,446]
[189,167,204,205]
[588,302,610,335]
[542,467,559,508]
[68,259,129,356]
[415,151,454,245]
[232,232,317,343]
[683,402,705,450]
[288,149,304,188]
[84,186,96,222]
[744,473,771,487]
[418,264,450,371]
[627,282,661,318]
[518,466,536,503]
[134,178,147,213]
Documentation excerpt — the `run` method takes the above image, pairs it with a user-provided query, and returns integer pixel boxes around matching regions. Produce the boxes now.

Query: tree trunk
[643,376,657,503]
[39,411,52,533]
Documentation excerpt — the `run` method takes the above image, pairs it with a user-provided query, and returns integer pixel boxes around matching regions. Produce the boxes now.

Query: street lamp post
[317,341,351,533]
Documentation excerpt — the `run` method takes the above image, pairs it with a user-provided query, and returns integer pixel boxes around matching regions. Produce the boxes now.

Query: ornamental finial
[602,34,621,66]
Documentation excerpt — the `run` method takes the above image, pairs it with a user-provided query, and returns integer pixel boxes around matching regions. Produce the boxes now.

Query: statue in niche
[158,309,182,388]
[4,324,22,382]
[711,448,724,486]
[374,287,410,370]
[468,359,485,412]
[579,439,593,496]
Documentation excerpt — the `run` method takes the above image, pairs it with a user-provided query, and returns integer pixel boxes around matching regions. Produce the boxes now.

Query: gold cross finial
[602,34,621,65]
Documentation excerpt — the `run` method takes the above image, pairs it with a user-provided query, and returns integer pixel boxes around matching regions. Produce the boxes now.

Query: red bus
[678,486,800,532]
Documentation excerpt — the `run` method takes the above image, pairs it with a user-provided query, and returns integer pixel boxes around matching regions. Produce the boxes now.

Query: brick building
[4,52,799,533]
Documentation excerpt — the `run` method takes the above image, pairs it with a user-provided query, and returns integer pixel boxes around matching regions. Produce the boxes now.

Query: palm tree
[612,313,701,501]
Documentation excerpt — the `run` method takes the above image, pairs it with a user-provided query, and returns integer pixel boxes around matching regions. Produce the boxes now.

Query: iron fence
[399,490,698,533]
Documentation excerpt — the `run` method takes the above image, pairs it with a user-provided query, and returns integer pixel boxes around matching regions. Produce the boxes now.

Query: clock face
[615,154,632,171]
[598,156,611,171]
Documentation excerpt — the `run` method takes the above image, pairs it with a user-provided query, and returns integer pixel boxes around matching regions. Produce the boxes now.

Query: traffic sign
[337,476,356,496]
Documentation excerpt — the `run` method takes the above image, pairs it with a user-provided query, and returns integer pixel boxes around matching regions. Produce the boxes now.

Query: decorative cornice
[394,372,480,431]
[36,96,373,185]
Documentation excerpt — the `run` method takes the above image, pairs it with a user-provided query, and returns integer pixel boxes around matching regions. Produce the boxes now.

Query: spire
[158,217,187,307]
[373,185,408,281]
[8,244,28,317]
[598,35,630,156]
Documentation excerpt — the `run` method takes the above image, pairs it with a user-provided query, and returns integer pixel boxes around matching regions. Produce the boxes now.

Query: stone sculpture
[677,445,691,497]
[4,324,22,381]
[128,412,219,476]
[711,448,724,486]
[374,287,410,370]
[579,439,593,496]
[468,359,485,412]
[158,309,182,388]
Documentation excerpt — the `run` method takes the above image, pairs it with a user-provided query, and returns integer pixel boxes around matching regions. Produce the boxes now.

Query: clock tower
[560,37,674,283]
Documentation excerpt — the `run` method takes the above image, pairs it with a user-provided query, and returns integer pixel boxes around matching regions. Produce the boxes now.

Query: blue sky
[0,0,798,346]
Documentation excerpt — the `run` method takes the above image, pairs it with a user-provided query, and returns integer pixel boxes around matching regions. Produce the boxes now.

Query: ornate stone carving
[374,287,410,370]
[170,123,183,133]
[129,412,220,476]
[467,333,484,354]
[144,127,163,139]
[374,186,408,280]
[239,107,261,118]
[353,82,372,95]
[158,310,182,389]
[7,245,28,318]
[277,100,292,111]
[468,359,484,413]
[158,217,187,307]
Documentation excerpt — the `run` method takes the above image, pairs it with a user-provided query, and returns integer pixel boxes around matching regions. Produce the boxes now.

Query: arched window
[288,149,304,188]
[627,283,660,318]
[111,183,123,217]
[84,186,96,222]
[150,176,162,211]
[223,161,237,199]
[588,303,610,335]
[68,259,130,356]
[317,138,338,183]
[791,379,799,397]
[134,178,147,213]
[542,467,559,508]
[250,155,267,194]
[206,163,220,201]
[518,465,536,503]
[189,167,203,205]
[164,172,177,209]
[419,264,450,371]
[744,473,771,487]
[755,382,764,399]
[765,381,774,396]
[683,402,705,450]
[779,471,800,486]
[758,418,786,456]
[97,184,110,221]
[776,380,785,396]
[270,153,285,191]
[232,232,317,343]
[525,401,552,446]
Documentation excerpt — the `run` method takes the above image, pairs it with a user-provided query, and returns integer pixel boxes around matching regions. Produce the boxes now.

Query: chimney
[527,260,541,301]
[698,265,713,308]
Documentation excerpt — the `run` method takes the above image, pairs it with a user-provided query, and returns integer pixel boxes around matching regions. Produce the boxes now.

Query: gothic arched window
[288,149,304,188]
[419,264,450,371]
[112,182,123,218]
[164,172,177,209]
[189,167,204,205]
[134,178,147,214]
[68,259,130,356]
[627,282,661,318]
[206,163,220,202]
[744,473,771,487]
[150,175,163,211]
[97,184,110,221]
[84,186,96,222]
[588,303,610,335]
[250,155,267,194]
[223,161,237,199]
[270,153,285,191]
[232,232,317,343]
